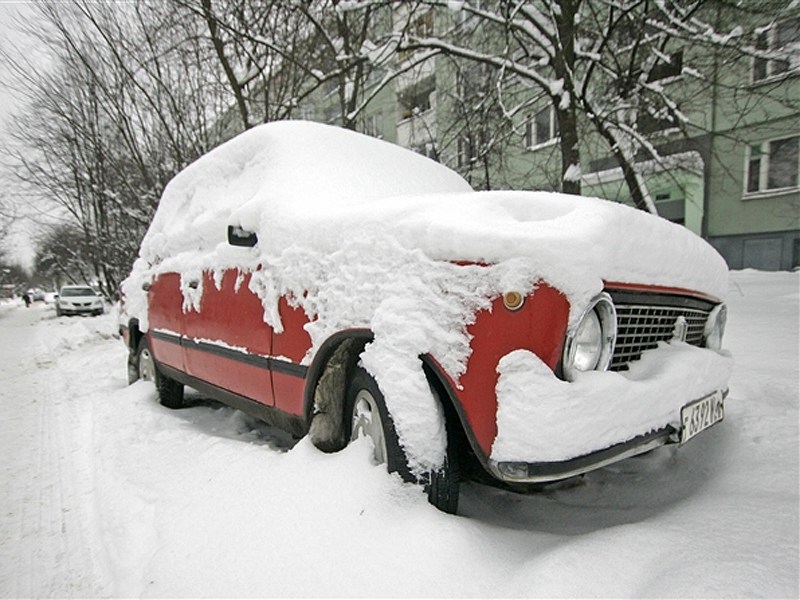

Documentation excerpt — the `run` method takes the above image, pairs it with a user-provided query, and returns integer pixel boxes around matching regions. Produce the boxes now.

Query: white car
[56,285,104,317]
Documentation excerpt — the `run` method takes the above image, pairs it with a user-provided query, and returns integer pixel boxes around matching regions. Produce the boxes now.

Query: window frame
[525,105,559,150]
[751,17,800,84]
[743,134,800,197]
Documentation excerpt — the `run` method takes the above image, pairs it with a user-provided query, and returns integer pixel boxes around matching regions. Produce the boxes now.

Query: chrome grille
[610,299,712,371]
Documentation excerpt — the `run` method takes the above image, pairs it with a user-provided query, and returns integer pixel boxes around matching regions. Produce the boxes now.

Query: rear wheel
[133,337,185,409]
[345,367,460,514]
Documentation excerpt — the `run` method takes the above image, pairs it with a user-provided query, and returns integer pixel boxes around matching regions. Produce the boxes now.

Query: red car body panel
[273,298,313,416]
[439,283,570,457]
[147,273,186,372]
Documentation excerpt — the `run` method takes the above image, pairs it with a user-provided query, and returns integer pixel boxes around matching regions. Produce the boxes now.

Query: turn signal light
[503,291,525,311]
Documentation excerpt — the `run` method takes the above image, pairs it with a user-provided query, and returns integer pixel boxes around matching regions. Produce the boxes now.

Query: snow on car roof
[140,120,471,264]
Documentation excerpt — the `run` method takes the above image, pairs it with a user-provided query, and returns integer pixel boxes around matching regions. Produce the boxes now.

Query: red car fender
[425,283,570,459]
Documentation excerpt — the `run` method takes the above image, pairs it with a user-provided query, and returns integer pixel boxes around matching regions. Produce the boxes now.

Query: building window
[458,130,487,168]
[746,135,799,194]
[399,77,435,119]
[413,10,434,37]
[753,17,800,82]
[648,50,683,82]
[398,9,434,62]
[525,105,558,148]
[637,107,676,134]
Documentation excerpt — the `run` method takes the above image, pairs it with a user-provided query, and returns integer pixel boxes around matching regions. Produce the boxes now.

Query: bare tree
[401,0,797,212]
[2,1,227,295]
[436,58,512,189]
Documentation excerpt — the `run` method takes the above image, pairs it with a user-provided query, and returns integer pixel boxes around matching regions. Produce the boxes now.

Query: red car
[121,121,732,513]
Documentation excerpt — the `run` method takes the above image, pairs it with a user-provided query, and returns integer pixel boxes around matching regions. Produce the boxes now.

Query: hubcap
[351,389,388,465]
[138,348,156,382]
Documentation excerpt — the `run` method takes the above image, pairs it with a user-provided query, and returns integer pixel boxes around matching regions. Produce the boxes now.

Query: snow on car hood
[123,120,730,476]
[235,188,728,304]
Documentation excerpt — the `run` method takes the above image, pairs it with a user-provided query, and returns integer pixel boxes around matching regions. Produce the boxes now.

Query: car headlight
[562,293,617,381]
[704,303,727,351]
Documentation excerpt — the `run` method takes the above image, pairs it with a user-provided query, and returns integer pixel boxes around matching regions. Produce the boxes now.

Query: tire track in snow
[0,306,113,596]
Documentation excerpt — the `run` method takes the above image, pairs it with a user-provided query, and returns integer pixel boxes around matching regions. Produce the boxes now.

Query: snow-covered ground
[0,270,797,598]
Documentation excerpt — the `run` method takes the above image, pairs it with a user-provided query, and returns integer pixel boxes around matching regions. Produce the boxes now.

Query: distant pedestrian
[22,292,31,307]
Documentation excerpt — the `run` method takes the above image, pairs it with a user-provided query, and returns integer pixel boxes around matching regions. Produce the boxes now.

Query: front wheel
[345,367,460,514]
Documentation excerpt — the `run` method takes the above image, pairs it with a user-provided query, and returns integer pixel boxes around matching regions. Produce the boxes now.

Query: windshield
[61,287,96,297]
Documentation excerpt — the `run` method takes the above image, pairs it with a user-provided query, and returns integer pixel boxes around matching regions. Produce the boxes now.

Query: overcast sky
[1,2,40,269]
[0,2,37,131]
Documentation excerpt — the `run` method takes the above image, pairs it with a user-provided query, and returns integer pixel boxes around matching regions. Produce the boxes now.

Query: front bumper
[488,390,726,484]
[58,305,103,315]
[489,342,733,483]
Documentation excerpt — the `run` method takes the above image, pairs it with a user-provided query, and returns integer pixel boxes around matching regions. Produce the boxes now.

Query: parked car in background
[56,285,104,316]
[120,121,733,514]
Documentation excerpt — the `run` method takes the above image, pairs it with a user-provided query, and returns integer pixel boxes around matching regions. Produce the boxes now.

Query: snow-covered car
[56,285,104,316]
[120,121,732,514]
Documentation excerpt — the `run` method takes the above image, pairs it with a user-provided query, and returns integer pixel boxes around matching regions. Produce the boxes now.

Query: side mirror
[227,225,258,247]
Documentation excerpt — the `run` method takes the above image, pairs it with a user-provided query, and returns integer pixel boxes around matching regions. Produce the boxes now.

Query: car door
[182,269,275,406]
[147,273,186,373]
[271,297,313,417]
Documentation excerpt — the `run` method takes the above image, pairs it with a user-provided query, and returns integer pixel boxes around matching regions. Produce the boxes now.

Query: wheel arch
[420,355,490,476]
[304,330,482,473]
[302,329,374,425]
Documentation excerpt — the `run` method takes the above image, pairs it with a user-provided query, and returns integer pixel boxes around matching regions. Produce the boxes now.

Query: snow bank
[122,120,730,474]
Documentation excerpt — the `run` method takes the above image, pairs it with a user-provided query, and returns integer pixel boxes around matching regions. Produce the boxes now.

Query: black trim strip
[159,363,307,438]
[151,329,180,345]
[149,330,308,379]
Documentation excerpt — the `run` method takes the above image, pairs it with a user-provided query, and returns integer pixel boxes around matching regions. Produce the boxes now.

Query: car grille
[607,290,715,371]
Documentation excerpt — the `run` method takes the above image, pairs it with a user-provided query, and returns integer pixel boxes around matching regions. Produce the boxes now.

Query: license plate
[680,391,724,444]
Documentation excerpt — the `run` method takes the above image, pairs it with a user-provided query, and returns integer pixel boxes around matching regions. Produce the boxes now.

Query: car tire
[133,337,185,409]
[345,366,460,514]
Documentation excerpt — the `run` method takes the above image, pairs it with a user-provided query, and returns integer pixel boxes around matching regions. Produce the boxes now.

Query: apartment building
[300,4,799,270]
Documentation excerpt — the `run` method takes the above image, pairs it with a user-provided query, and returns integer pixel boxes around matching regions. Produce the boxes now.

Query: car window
[61,287,96,297]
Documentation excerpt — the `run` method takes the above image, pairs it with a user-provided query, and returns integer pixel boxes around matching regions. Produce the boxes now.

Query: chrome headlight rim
[704,303,727,351]
[562,293,618,381]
